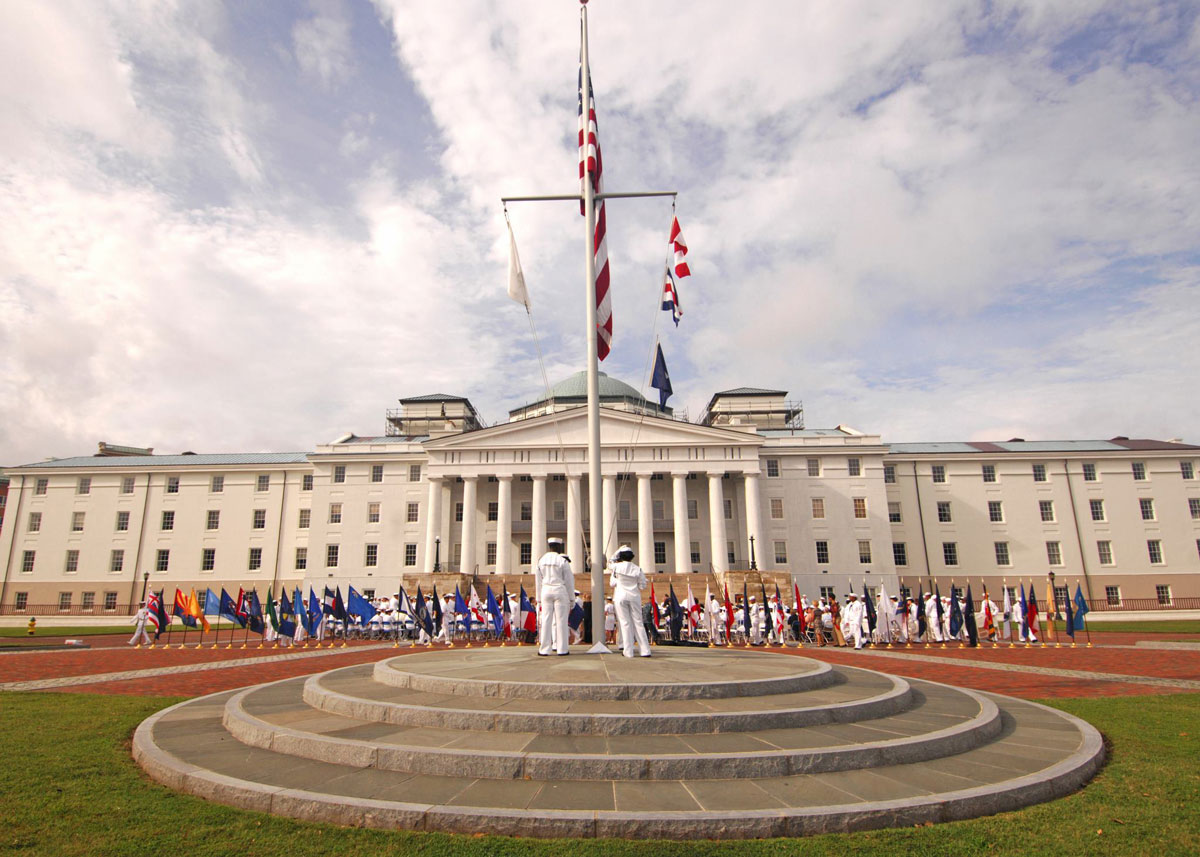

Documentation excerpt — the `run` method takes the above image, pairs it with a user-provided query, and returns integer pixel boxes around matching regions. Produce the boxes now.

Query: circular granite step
[133,647,1104,839]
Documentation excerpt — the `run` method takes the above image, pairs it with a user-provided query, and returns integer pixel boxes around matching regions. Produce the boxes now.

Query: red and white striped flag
[579,66,612,360]
[669,216,691,279]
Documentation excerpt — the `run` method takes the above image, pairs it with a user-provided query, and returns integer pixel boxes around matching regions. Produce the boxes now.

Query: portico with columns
[420,407,765,575]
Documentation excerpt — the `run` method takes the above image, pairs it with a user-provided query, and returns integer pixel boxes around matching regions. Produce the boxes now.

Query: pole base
[587,641,612,654]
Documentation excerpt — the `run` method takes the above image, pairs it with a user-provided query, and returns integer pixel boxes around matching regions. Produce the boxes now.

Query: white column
[744,472,764,570]
[637,474,654,572]
[602,475,617,559]
[423,476,443,573]
[672,474,691,573]
[461,476,478,574]
[496,475,512,575]
[531,475,547,567]
[567,475,583,572]
[708,472,728,573]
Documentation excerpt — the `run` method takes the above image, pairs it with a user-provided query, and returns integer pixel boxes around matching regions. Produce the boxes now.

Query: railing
[1,602,138,616]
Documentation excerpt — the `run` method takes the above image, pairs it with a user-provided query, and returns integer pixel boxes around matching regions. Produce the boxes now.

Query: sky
[1,0,1199,466]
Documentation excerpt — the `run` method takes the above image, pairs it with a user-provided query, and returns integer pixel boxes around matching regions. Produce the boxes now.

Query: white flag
[507,220,530,308]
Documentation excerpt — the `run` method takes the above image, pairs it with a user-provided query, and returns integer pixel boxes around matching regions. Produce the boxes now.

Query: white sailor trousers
[613,587,650,657]
[539,584,571,655]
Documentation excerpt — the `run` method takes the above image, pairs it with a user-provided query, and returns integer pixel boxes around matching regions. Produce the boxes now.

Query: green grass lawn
[1,691,1198,856]
[1057,619,1200,635]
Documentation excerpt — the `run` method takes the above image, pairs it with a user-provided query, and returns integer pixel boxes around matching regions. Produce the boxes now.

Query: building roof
[543,371,645,401]
[888,438,1199,455]
[711,387,787,397]
[759,428,859,438]
[9,452,312,470]
[398,393,470,404]
[334,435,429,444]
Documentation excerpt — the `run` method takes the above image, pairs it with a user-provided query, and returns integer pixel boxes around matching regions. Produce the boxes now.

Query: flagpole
[581,2,609,654]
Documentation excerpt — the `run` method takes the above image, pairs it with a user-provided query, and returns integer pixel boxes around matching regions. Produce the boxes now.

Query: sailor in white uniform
[536,537,574,656]
[608,545,651,658]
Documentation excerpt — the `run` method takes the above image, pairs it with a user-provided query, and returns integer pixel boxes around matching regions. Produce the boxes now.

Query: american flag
[578,66,612,360]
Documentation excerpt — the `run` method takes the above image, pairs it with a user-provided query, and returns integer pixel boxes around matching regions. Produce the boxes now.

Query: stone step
[304,662,913,735]
[371,647,836,700]
[225,672,1002,780]
[134,685,1104,839]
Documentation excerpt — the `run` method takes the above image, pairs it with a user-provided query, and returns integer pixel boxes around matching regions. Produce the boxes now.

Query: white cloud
[293,0,355,91]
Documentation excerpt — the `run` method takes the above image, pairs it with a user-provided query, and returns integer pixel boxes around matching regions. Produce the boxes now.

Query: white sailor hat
[547,537,564,546]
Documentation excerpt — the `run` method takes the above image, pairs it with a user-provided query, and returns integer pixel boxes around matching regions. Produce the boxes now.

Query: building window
[766,459,780,478]
[160,511,173,531]
[204,510,219,530]
[21,551,36,573]
[1089,499,1105,522]
[1097,540,1113,565]
[205,475,222,493]
[654,542,667,566]
[986,501,1003,523]
[811,498,825,519]
[1031,463,1046,483]
[329,503,342,524]
[690,541,701,564]
[115,511,130,532]
[64,550,79,573]
[243,547,259,571]
[1147,539,1163,564]
[28,512,41,533]
[892,542,907,566]
[819,586,836,601]
[942,542,958,566]
[1182,461,1195,480]
[936,501,952,523]
[80,591,95,610]
[931,465,946,484]
[333,466,346,484]
[295,547,307,570]
[197,548,214,572]
[853,498,868,519]
[724,498,733,520]
[620,499,632,520]
[326,544,339,567]
[1155,584,1171,605]
[253,509,267,529]
[727,541,736,566]
[298,508,311,529]
[553,500,566,521]
[847,458,861,477]
[110,549,124,573]
[858,540,872,564]
[486,543,497,565]
[121,476,136,494]
[519,502,531,522]
[1104,585,1120,606]
[104,591,118,611]
[1039,500,1055,522]
[405,543,417,566]
[1082,463,1097,482]
[365,544,378,567]
[981,464,996,483]
[520,543,532,565]
[1046,541,1063,566]
[1189,498,1200,520]
[1139,498,1155,521]
[888,502,902,523]
[883,464,896,484]
[994,541,1010,566]
[35,478,48,495]
[1131,461,1146,481]
[405,501,418,523]
[77,477,91,495]
[371,464,384,483]
[807,458,820,477]
[481,501,496,523]
[653,500,664,520]
[770,498,784,519]
[774,541,788,564]
[71,511,86,532]
[59,592,72,611]
[166,476,179,494]
[302,474,313,491]
[361,502,378,524]
[156,549,169,572]
[815,541,829,564]
[409,464,422,482]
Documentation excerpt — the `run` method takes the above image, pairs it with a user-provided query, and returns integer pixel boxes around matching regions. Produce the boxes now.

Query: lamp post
[433,537,441,573]
[139,571,150,605]
[749,535,757,571]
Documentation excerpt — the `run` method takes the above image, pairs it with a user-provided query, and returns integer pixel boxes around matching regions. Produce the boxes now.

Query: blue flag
[454,586,471,636]
[204,588,221,616]
[347,586,374,626]
[307,587,323,636]
[247,590,265,634]
[862,583,877,633]
[415,585,433,635]
[219,589,243,626]
[949,589,963,638]
[294,587,307,633]
[1072,584,1090,631]
[1063,591,1076,640]
[964,585,978,647]
[650,343,673,407]
[432,586,443,627]
[278,590,297,638]
[916,584,927,638]
[486,585,504,637]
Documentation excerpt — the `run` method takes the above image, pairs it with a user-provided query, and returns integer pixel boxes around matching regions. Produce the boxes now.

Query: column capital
[497,474,513,482]
[532,473,548,482]
[462,474,479,483]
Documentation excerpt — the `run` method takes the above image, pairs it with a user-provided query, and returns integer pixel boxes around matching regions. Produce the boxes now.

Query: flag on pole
[415,585,433,636]
[454,586,471,636]
[1027,584,1040,641]
[247,590,264,634]
[278,590,297,638]
[651,583,661,627]
[650,343,673,407]
[501,585,513,638]
[519,586,537,632]
[307,588,323,637]
[506,218,531,308]
[1063,592,1076,641]
[219,589,243,627]
[1001,585,1013,640]
[486,585,504,637]
[579,64,612,360]
[348,586,374,626]
[147,590,167,637]
[190,589,210,633]
[173,588,194,628]
[723,583,735,639]
[668,216,691,279]
[964,584,979,647]
[204,588,221,617]
[265,589,279,633]
[661,266,683,327]
[948,588,963,639]
[1072,584,1090,632]
[1043,580,1058,643]
[916,584,927,640]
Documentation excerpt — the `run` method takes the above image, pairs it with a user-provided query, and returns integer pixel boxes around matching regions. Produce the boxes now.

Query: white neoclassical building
[2,373,1198,615]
